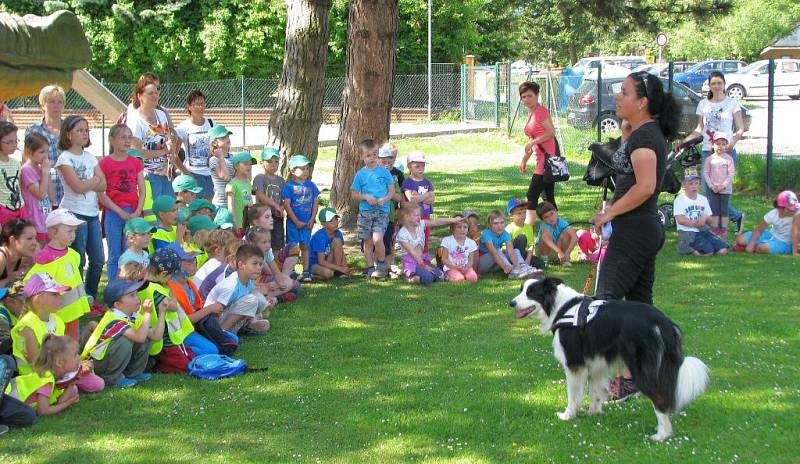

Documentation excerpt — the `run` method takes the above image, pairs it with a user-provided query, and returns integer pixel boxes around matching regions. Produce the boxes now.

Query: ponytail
[630,72,680,141]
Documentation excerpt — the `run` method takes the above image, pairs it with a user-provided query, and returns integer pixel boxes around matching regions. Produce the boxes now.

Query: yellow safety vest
[142,177,156,225]
[23,250,89,324]
[138,281,194,355]
[81,311,142,361]
[4,369,63,409]
[148,225,177,255]
[0,303,18,327]
[11,311,65,375]
[184,242,207,268]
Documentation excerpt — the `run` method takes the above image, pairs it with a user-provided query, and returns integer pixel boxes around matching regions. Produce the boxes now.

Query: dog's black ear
[543,277,564,292]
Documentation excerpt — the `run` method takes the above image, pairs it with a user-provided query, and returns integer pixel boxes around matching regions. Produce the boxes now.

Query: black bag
[584,138,618,189]
[540,139,570,183]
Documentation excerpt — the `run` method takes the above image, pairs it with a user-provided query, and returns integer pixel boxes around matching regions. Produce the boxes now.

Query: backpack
[188,354,247,380]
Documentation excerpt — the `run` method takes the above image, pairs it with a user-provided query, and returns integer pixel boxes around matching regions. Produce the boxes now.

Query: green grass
[4,133,799,463]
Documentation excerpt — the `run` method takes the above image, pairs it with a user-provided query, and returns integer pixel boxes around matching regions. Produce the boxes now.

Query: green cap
[214,207,234,230]
[187,215,217,235]
[288,155,311,169]
[124,217,157,235]
[188,198,216,214]
[231,151,256,166]
[152,195,179,215]
[172,174,203,193]
[208,124,232,141]
[177,207,191,224]
[318,207,339,223]
[127,149,144,159]
[260,147,280,161]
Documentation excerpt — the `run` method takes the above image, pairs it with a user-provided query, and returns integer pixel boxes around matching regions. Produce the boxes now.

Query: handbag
[539,139,570,183]
[584,138,618,188]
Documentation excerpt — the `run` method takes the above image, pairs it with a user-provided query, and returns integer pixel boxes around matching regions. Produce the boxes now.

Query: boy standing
[310,207,353,280]
[350,139,395,279]
[253,147,286,252]
[282,155,320,283]
[674,171,729,256]
[378,144,405,274]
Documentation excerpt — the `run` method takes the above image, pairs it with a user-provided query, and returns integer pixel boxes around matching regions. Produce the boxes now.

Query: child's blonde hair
[119,262,146,281]
[191,229,211,250]
[380,142,398,157]
[449,215,466,233]
[225,239,245,261]
[486,209,504,227]
[204,229,236,256]
[397,203,421,227]
[34,334,77,376]
[108,124,132,154]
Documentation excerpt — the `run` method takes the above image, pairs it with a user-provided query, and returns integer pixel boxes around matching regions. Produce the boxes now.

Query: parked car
[566,77,751,134]
[674,60,747,92]
[557,56,647,112]
[701,59,800,100]
[570,56,648,73]
[633,61,697,77]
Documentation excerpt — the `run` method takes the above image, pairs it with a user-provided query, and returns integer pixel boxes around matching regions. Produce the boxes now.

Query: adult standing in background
[125,73,176,199]
[684,71,745,232]
[518,81,558,225]
[174,90,215,200]
[24,85,64,205]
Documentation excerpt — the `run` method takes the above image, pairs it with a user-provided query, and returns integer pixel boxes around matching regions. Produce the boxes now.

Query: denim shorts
[742,230,792,254]
[357,209,389,240]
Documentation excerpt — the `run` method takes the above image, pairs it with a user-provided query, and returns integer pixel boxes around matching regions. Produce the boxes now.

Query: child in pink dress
[702,131,736,239]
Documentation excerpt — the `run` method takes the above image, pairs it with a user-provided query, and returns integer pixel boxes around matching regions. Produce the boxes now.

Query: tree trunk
[267,0,332,178]
[330,0,399,228]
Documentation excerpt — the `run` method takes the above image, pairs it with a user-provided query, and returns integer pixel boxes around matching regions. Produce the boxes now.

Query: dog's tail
[675,356,710,412]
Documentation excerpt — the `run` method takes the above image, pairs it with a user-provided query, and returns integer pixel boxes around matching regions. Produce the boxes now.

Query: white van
[570,56,647,73]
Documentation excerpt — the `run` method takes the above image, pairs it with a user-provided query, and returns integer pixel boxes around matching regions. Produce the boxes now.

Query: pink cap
[776,190,798,212]
[22,272,71,298]
[406,150,426,164]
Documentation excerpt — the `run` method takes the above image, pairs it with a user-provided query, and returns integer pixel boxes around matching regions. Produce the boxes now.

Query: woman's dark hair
[629,71,680,141]
[519,81,540,96]
[1,218,34,246]
[706,71,726,100]
[57,115,91,150]
[24,132,50,158]
[186,90,206,112]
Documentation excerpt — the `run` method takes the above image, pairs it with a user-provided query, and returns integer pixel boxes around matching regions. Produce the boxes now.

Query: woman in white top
[684,71,746,228]
[125,73,176,199]
[174,90,215,200]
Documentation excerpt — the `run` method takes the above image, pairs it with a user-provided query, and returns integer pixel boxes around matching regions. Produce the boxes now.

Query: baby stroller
[583,135,703,229]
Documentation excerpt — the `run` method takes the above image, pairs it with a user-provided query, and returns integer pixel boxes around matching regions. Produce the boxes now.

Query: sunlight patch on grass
[332,315,372,329]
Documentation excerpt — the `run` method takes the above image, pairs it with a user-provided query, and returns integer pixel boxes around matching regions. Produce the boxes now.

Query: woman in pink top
[703,131,736,238]
[518,81,558,224]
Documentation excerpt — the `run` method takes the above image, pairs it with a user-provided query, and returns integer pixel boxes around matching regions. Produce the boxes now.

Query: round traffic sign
[656,32,668,48]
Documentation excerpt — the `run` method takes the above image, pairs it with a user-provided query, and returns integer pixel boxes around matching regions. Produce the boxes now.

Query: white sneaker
[508,266,526,279]
[524,265,544,276]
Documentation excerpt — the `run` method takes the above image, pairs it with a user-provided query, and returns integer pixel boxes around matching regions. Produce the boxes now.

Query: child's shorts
[357,209,389,240]
[678,230,728,255]
[287,221,312,246]
[741,230,792,254]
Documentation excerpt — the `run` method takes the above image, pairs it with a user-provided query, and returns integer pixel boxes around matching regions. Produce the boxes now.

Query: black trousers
[595,215,664,304]
[526,174,556,210]
[0,355,37,428]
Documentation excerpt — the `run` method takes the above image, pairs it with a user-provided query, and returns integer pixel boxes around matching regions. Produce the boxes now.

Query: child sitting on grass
[478,210,538,279]
[245,225,298,304]
[309,207,353,280]
[535,202,578,266]
[396,204,459,285]
[119,217,156,270]
[736,190,799,255]
[673,171,728,256]
[505,198,546,270]
[438,216,479,283]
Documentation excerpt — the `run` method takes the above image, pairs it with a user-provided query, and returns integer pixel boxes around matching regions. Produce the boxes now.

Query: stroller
[583,135,703,229]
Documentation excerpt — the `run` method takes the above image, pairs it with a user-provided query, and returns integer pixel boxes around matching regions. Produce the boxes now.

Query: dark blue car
[674,60,747,92]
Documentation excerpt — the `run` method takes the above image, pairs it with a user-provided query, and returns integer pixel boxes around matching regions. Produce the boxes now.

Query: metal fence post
[506,62,512,134]
[100,77,106,156]
[766,58,774,195]
[596,62,602,142]
[494,62,500,128]
[460,64,466,122]
[241,75,246,148]
[668,61,674,94]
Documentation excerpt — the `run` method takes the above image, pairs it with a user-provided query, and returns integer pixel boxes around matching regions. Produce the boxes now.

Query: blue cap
[164,242,197,261]
[150,247,182,274]
[506,198,529,215]
[103,279,146,308]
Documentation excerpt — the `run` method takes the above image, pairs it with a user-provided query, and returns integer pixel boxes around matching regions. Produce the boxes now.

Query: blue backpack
[188,354,247,380]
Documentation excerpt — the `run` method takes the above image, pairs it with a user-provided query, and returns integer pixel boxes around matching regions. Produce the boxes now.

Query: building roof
[773,23,800,48]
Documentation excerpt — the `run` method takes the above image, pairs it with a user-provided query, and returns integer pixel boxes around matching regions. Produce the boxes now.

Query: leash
[582,179,608,295]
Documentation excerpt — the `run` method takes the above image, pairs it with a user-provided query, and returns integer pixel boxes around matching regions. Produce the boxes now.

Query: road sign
[656,32,668,48]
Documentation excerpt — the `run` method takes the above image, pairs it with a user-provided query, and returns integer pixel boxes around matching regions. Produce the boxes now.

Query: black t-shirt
[611,122,667,218]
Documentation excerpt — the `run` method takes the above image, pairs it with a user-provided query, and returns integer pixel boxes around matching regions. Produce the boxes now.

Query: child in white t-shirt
[438,216,478,282]
[736,190,800,255]
[673,173,728,256]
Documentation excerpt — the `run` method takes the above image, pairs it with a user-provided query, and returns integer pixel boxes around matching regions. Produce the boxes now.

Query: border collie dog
[509,277,709,441]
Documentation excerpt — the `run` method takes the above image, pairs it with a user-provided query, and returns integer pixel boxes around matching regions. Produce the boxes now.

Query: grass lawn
[4,133,799,463]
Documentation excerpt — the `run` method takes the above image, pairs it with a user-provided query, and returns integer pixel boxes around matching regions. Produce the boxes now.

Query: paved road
[737,98,799,156]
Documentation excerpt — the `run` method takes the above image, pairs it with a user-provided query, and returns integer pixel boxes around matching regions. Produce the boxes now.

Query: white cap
[406,150,426,164]
[45,209,85,229]
[711,131,729,143]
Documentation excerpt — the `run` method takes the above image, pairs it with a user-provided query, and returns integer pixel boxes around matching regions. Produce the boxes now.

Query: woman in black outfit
[594,71,680,400]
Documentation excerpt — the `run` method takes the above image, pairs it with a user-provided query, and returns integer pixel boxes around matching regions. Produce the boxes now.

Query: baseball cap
[683,167,700,182]
[45,209,84,229]
[208,124,232,141]
[187,215,217,235]
[260,147,280,161]
[178,207,191,224]
[318,207,340,223]
[172,174,203,193]
[188,198,216,214]
[506,198,529,215]
[164,242,198,261]
[406,151,426,164]
[152,195,179,215]
[776,190,799,211]
[128,149,144,160]
[214,207,234,230]
[711,131,729,143]
[103,279,146,308]
[22,272,70,298]
[288,155,311,169]
[125,217,157,235]
[462,209,479,220]
[378,148,394,158]
[231,151,256,165]
[150,247,182,275]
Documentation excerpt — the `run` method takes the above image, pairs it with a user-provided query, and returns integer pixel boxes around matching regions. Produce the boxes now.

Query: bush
[735,154,800,195]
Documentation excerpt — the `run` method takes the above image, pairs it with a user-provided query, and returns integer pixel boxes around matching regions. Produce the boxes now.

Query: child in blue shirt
[282,155,320,282]
[535,201,578,266]
[309,207,353,280]
[478,209,539,278]
[350,139,395,279]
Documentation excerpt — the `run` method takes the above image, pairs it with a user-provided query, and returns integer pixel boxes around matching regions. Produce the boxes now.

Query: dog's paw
[587,405,604,415]
[649,432,671,442]
[557,410,576,421]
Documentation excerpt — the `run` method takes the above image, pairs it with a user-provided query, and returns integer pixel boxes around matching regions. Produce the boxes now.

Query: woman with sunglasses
[594,71,680,400]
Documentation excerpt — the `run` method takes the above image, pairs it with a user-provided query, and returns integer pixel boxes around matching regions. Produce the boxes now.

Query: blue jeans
[701,149,742,222]
[71,213,105,299]
[185,331,240,356]
[193,174,214,200]
[147,173,175,199]
[105,207,132,283]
